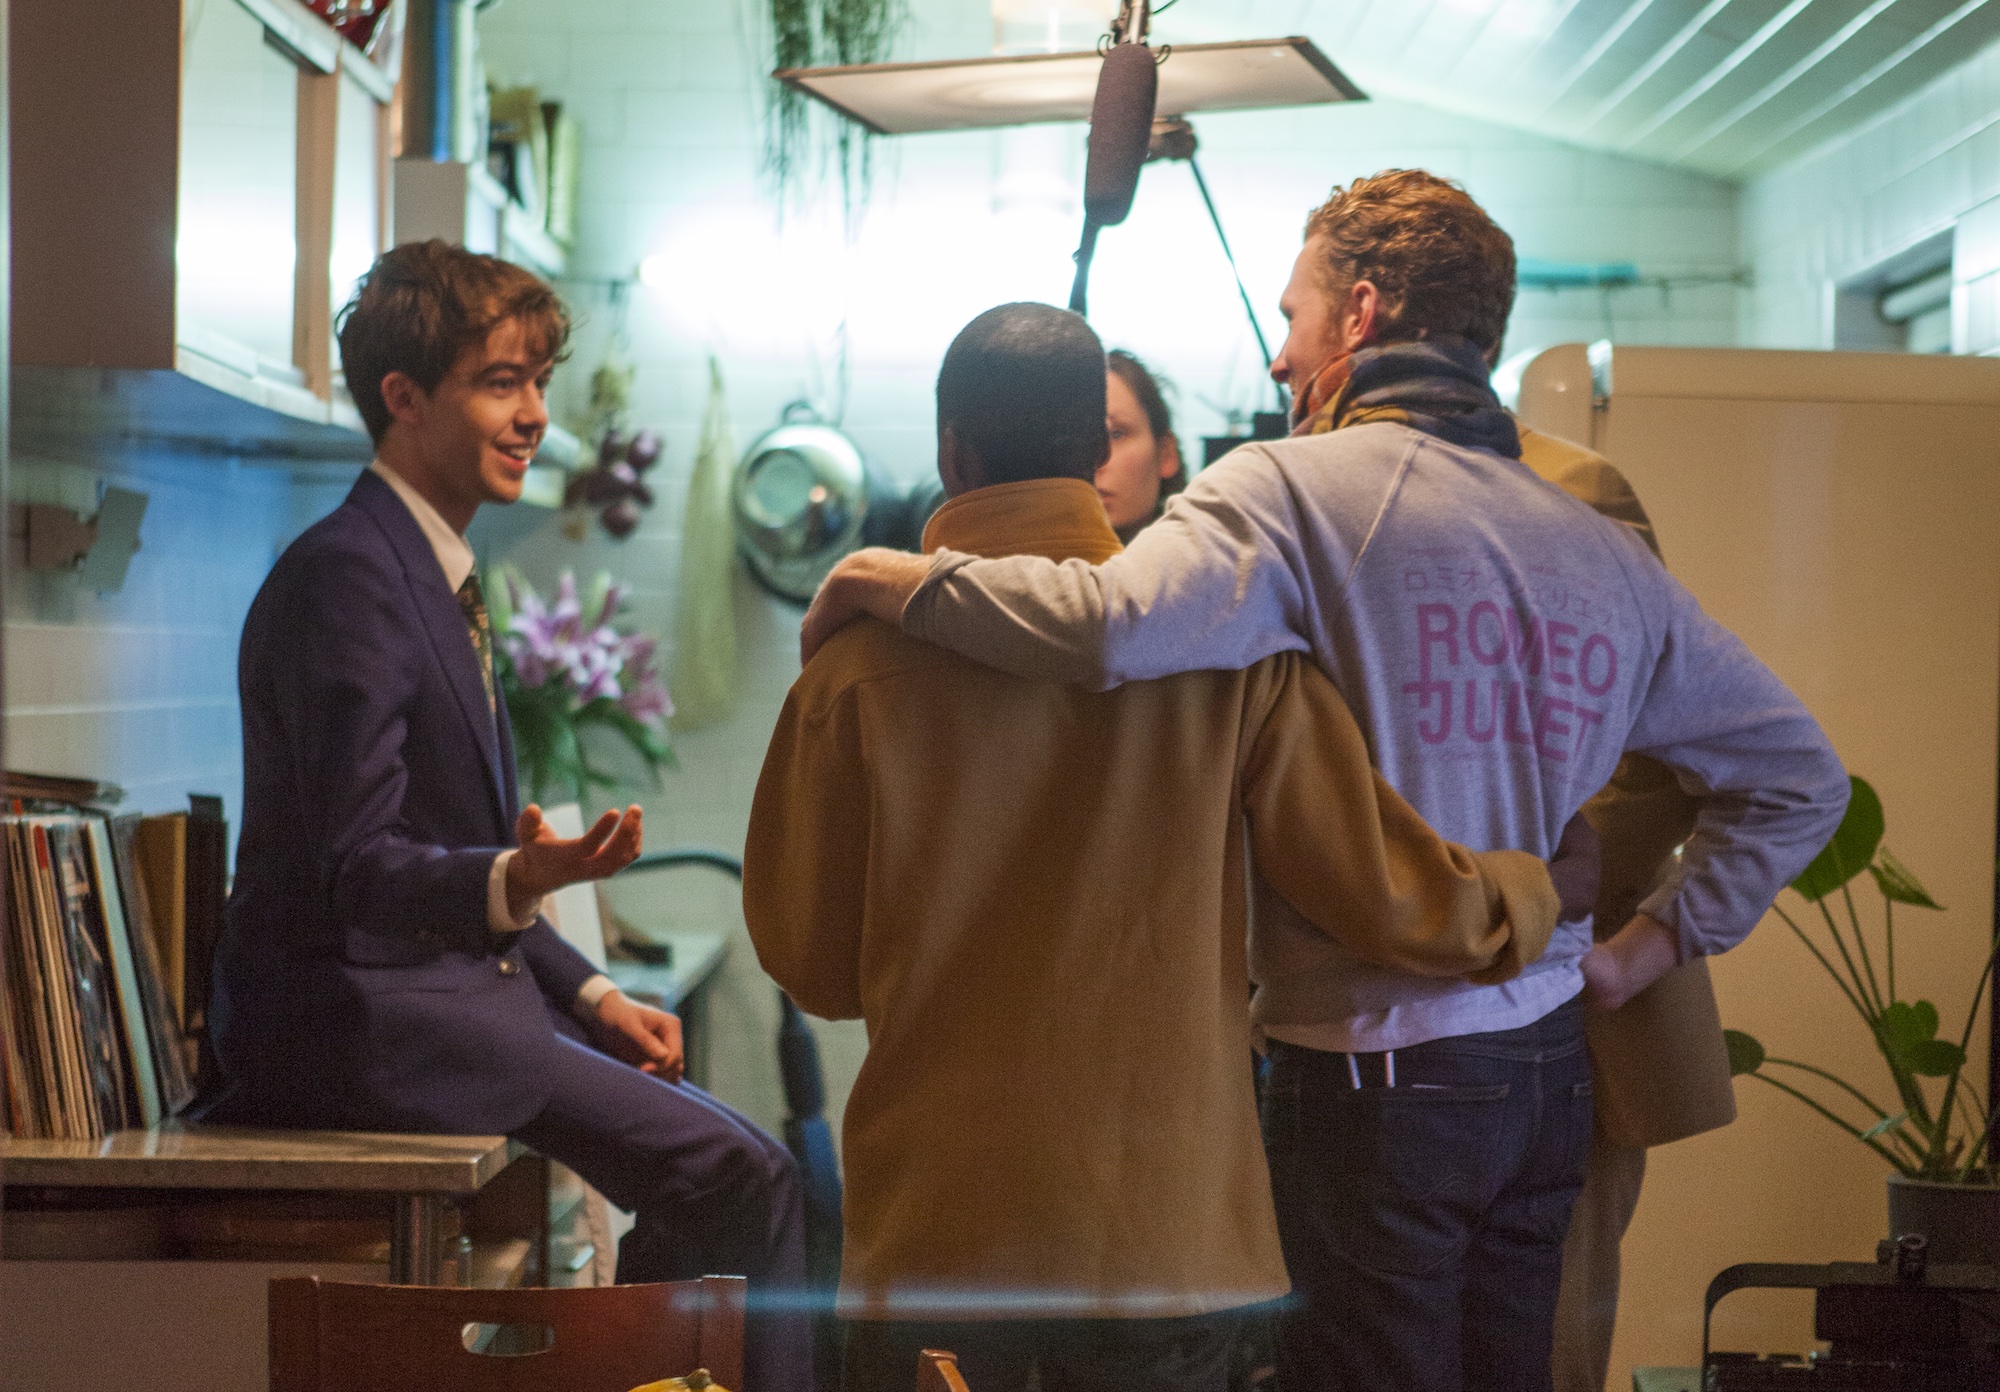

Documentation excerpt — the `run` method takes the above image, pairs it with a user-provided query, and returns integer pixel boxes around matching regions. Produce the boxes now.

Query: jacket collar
[921,476,1123,564]
[348,470,509,827]
[369,460,475,592]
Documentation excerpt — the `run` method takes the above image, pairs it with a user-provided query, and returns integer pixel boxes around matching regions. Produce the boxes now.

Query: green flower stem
[1817,894,1879,1016]
[1875,1043,1938,1144]
[1963,1113,1992,1176]
[1755,1060,1925,1167]
[1931,1076,1965,1173]
[1759,1056,1899,1127]
[1954,939,1997,1059]
[1960,1088,1990,1179]
[1771,903,1875,1028]
[1929,941,2000,1177]
[1884,898,1895,1005]
[1808,887,1933,1136]
[1839,881,1886,1014]
[1746,1072,1912,1174]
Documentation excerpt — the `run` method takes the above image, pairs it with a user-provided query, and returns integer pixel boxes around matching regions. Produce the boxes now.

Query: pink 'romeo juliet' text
[1398,600,1618,762]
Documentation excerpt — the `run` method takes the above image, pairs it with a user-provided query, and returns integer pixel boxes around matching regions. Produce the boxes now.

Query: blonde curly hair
[1303,169,1516,358]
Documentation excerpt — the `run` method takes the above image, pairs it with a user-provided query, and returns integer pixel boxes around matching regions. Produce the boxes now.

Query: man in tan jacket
[1521,423,1736,1392]
[745,302,1579,1392]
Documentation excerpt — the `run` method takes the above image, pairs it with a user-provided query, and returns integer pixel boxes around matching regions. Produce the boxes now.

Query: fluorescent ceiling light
[779,36,1364,136]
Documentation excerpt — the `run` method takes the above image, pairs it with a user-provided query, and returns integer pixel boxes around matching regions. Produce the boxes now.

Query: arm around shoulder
[801,548,939,666]
[901,450,1314,689]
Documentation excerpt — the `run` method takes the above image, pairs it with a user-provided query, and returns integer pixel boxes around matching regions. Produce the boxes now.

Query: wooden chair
[918,1349,972,1392]
[268,1274,745,1392]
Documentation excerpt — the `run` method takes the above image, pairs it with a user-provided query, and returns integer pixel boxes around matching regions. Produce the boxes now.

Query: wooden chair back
[917,1349,971,1392]
[268,1274,746,1392]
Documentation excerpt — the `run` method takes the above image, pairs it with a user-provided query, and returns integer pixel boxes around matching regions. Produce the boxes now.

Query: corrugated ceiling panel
[1155,0,2000,177]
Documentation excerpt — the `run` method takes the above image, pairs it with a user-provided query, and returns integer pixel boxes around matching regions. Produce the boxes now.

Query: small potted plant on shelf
[487,567,675,804]
[1726,775,2000,1263]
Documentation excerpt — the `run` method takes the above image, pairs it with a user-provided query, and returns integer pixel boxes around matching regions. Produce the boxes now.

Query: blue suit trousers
[515,1033,811,1392]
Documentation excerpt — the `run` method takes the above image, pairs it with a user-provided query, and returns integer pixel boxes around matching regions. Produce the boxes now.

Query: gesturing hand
[594,990,684,1084]
[506,803,643,920]
[799,548,934,665]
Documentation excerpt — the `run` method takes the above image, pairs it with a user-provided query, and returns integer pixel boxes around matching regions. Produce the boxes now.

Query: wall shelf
[12,366,371,465]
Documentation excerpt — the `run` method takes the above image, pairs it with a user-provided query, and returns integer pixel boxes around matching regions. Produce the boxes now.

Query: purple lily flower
[617,632,673,724]
[498,568,673,799]
[594,580,627,630]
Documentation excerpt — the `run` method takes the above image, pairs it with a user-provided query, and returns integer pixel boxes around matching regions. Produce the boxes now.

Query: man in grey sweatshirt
[801,171,1847,1392]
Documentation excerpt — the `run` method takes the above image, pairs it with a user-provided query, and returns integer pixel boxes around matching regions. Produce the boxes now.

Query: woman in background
[1099,349,1187,543]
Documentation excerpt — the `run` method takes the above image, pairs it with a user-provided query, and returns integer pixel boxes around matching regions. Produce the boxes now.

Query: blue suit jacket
[204,470,599,1134]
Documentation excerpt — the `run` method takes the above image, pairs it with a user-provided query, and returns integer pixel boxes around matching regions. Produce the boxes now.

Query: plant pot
[1887,1173,2000,1265]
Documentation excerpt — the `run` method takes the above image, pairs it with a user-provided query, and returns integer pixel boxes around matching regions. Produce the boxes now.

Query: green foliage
[1790,776,1883,900]
[499,648,677,805]
[1872,849,1943,909]
[1878,1000,1968,1078]
[1724,1028,1765,1076]
[764,0,908,228]
[1730,775,1995,1182]
[767,0,816,203]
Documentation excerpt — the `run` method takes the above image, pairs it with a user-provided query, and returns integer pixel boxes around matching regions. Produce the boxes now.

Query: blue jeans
[1260,996,1593,1392]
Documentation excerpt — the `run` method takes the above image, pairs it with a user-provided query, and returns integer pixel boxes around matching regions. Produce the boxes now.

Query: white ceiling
[1154,0,2000,177]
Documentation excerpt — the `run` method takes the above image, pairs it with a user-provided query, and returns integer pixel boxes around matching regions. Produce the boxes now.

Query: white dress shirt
[369,461,619,1015]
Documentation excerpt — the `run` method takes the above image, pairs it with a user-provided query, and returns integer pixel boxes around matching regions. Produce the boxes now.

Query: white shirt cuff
[487,849,544,933]
[576,974,620,1015]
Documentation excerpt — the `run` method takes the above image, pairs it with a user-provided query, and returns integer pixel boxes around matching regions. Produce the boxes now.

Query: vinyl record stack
[2,809,200,1139]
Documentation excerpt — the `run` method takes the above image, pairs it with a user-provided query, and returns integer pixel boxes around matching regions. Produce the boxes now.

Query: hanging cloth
[669,356,740,731]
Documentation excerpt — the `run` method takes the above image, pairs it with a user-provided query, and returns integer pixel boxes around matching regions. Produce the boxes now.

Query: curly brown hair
[1302,169,1516,358]
[337,240,571,444]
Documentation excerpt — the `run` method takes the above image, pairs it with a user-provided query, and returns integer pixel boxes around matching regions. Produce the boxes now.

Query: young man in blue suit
[203,241,809,1390]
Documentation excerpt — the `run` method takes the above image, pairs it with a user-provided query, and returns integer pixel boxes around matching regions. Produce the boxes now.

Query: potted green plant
[1726,775,2000,1263]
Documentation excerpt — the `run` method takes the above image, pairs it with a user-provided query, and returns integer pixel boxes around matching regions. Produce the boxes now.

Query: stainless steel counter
[0,1125,516,1194]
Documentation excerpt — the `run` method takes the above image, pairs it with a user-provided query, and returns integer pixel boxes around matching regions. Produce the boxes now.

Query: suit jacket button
[498,958,521,976]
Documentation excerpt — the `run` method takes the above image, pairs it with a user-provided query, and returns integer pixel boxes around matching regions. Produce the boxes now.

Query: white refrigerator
[1519,344,2000,1381]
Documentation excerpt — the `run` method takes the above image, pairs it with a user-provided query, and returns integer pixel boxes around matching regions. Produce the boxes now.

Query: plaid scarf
[1290,334,1521,460]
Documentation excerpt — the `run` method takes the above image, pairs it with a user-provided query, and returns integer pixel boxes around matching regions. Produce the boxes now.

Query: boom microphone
[1081,41,1158,229]
[1068,4,1158,316]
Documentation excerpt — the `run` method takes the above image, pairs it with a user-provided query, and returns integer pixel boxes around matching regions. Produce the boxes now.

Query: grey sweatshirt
[904,421,1849,1051]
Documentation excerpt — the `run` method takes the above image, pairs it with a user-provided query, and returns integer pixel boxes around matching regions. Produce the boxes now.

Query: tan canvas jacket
[745,476,1559,1321]
[1520,424,1738,1148]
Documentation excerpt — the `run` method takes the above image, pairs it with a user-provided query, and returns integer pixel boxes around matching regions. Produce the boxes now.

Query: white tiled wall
[472,0,1744,1138]
[1743,35,2000,347]
[4,446,351,831]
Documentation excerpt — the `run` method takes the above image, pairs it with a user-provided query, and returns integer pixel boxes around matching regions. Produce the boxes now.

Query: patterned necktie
[456,571,497,716]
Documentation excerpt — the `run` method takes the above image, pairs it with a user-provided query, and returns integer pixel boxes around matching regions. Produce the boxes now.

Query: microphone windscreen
[1081,42,1157,228]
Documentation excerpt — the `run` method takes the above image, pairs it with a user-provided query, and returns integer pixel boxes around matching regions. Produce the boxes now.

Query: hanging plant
[766,0,908,229]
